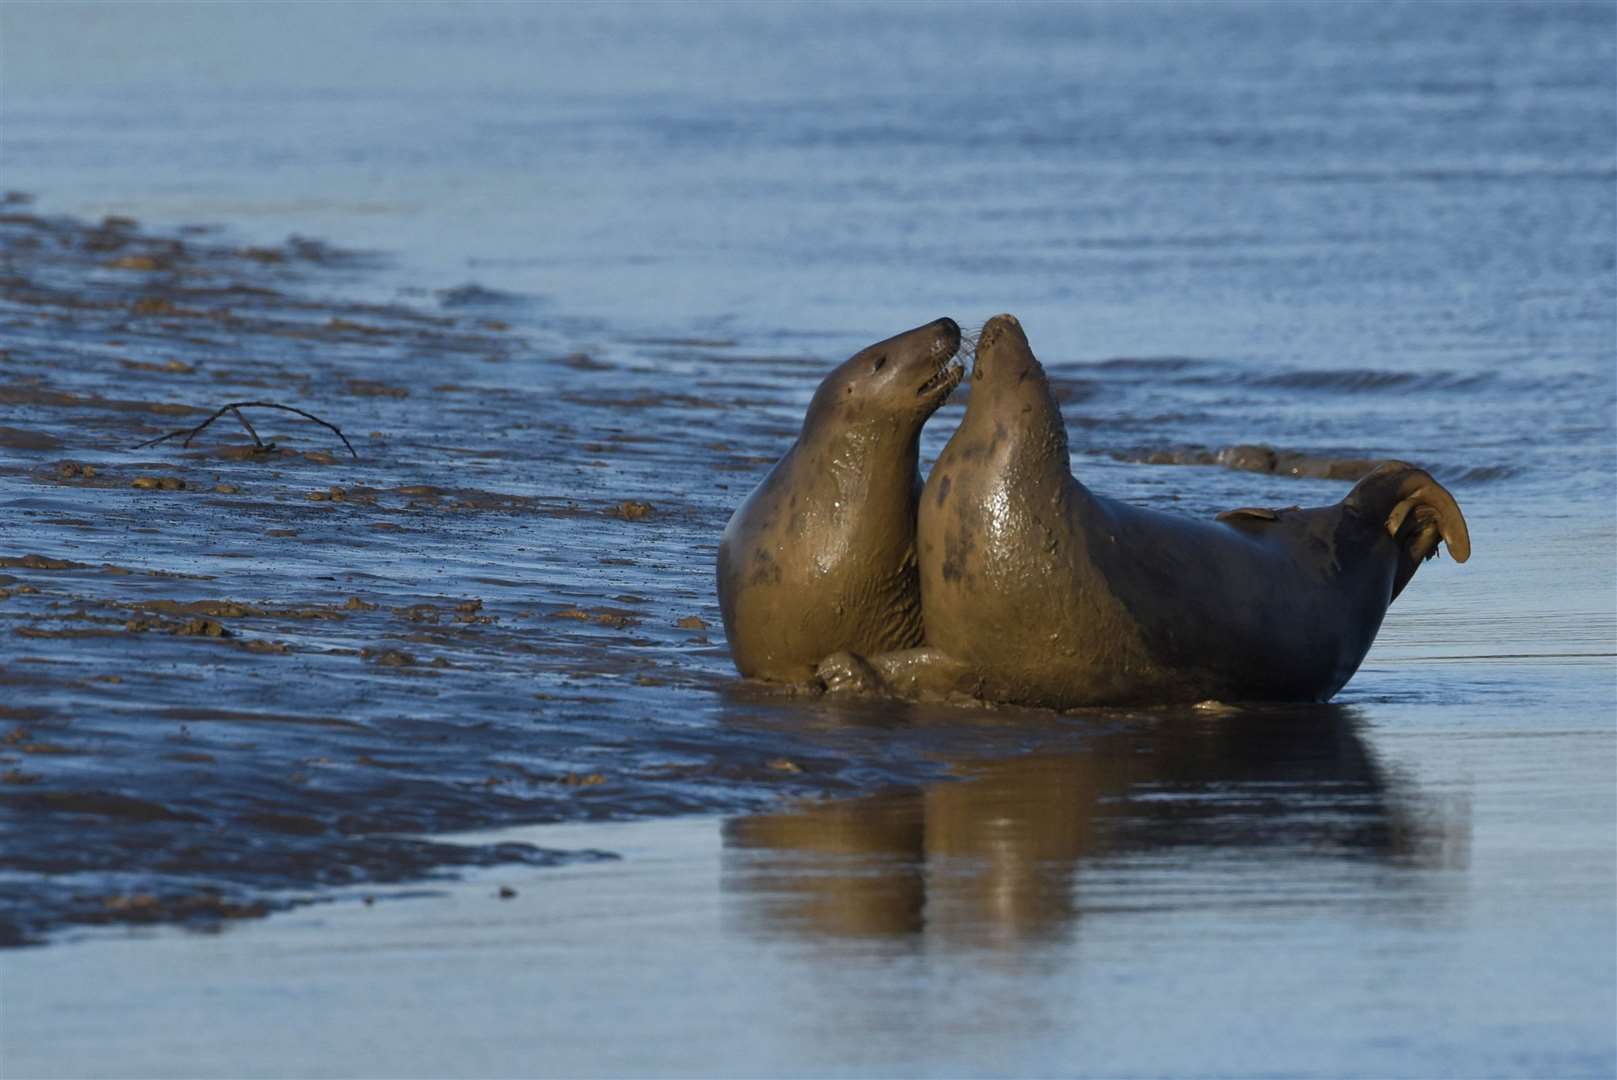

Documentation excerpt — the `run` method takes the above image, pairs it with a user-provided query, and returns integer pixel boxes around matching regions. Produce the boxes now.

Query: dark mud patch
[1109,443,1384,481]
[1106,443,1516,486]
[1252,367,1496,394]
[0,426,63,451]
[435,282,530,310]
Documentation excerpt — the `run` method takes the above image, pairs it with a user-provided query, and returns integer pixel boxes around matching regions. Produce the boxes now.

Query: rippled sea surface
[1,1,1614,1075]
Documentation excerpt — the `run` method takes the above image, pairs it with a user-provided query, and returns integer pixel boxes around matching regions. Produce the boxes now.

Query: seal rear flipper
[1344,462,1471,600]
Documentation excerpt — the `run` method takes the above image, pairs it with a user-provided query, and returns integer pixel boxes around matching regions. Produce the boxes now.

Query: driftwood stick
[229,406,265,450]
[131,401,358,459]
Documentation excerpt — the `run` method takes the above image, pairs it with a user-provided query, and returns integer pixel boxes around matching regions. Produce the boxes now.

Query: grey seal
[717,318,962,682]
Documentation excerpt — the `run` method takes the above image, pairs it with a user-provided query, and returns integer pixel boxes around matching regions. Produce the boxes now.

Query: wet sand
[0,206,757,940]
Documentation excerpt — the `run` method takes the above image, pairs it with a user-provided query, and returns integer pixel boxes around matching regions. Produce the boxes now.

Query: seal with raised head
[717,317,963,682]
[826,313,1471,707]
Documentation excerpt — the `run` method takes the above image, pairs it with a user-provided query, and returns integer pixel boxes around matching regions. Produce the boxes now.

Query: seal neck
[959,354,1072,485]
[800,415,923,499]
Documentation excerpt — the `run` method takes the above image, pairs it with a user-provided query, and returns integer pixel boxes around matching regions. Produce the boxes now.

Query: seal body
[718,318,962,682]
[913,314,1470,707]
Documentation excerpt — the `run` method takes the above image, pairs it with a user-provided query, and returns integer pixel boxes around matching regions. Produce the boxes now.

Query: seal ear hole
[871,354,888,374]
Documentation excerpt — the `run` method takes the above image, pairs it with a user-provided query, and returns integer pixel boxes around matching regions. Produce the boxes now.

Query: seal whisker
[951,324,982,364]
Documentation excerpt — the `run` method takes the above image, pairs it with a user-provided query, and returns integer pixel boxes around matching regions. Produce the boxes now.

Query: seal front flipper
[1343,461,1471,599]
[816,650,891,697]
[817,647,981,701]
[1215,505,1299,525]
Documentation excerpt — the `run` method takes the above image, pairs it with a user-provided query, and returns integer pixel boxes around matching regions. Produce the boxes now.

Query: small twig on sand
[131,401,358,460]
[229,406,263,448]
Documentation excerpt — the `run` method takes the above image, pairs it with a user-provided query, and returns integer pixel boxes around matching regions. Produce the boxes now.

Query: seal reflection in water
[824,314,1471,707]
[723,706,1460,944]
[717,318,963,682]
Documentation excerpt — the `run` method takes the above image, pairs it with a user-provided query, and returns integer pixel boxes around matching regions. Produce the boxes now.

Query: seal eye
[871,354,887,373]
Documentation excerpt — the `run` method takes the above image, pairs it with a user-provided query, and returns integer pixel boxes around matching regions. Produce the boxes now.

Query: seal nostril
[938,317,960,336]
[871,354,887,373]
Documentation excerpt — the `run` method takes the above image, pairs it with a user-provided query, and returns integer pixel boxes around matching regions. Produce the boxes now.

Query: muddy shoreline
[0,204,1591,949]
[0,205,857,944]
[1,207,1248,945]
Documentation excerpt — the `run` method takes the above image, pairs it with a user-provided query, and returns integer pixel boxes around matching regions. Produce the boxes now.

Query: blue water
[5,3,1611,357]
[7,2,1613,493]
[2,1,1614,1075]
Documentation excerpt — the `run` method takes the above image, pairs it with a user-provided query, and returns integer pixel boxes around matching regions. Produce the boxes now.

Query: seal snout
[979,313,1022,347]
[917,354,965,401]
[928,316,962,361]
[908,316,965,406]
[972,313,1030,381]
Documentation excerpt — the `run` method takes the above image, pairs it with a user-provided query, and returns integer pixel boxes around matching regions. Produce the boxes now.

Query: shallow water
[1,0,1614,1073]
[6,691,1614,1077]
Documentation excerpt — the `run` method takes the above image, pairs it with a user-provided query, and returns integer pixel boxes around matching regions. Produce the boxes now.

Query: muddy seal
[717,317,963,682]
[824,314,1470,706]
